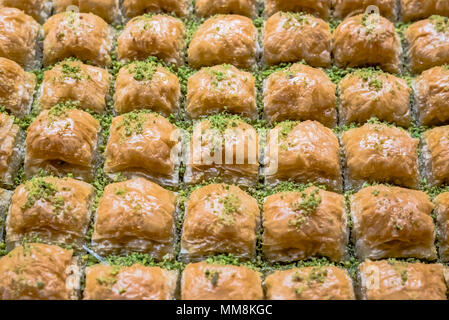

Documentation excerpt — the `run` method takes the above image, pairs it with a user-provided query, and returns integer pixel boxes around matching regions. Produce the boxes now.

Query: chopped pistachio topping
[205,269,220,287]
[281,12,309,29]
[116,111,151,137]
[430,15,449,33]
[127,60,158,81]
[289,188,322,230]
[60,62,83,81]
[217,192,241,225]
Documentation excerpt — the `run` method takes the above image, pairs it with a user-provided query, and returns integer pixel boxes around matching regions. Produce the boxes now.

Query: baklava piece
[181,262,263,300]
[196,0,257,18]
[401,0,449,22]
[0,243,80,300]
[92,177,176,259]
[339,69,411,127]
[53,0,120,24]
[351,185,436,260]
[0,113,23,188]
[263,63,336,126]
[264,0,331,19]
[0,58,36,117]
[342,123,420,189]
[406,16,449,74]
[414,66,449,126]
[114,61,180,116]
[188,15,258,70]
[25,108,100,182]
[84,264,178,300]
[39,59,110,114]
[265,121,342,192]
[263,12,332,67]
[265,267,355,300]
[0,0,52,23]
[181,184,259,261]
[263,187,347,263]
[0,188,12,231]
[184,117,259,186]
[117,15,185,66]
[359,260,446,300]
[333,0,397,20]
[104,112,179,186]
[333,13,402,73]
[6,177,94,249]
[435,192,449,261]
[43,12,113,67]
[123,0,190,18]
[0,7,41,69]
[186,64,257,120]
[422,126,449,187]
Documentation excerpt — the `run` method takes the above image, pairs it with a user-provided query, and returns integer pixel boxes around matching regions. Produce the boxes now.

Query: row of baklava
[1,6,449,74]
[2,107,449,191]
[1,176,449,263]
[0,243,448,300]
[2,0,448,23]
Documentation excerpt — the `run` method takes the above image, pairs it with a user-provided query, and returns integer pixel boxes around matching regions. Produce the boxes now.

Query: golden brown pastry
[0,188,12,221]
[195,0,257,18]
[0,0,51,23]
[359,260,446,300]
[123,0,190,18]
[265,267,355,300]
[263,187,347,262]
[333,0,397,20]
[351,185,436,260]
[401,0,449,22]
[263,63,336,126]
[181,184,259,261]
[181,262,263,300]
[0,243,80,300]
[39,59,110,114]
[265,0,331,19]
[6,177,94,249]
[265,121,342,192]
[414,66,449,126]
[25,107,100,182]
[185,117,259,186]
[333,13,401,73]
[342,123,420,189]
[435,192,449,261]
[117,15,185,66]
[187,64,257,120]
[406,16,449,74]
[263,12,332,67]
[92,178,176,259]
[188,15,258,70]
[84,264,178,300]
[339,69,412,127]
[422,126,449,187]
[0,113,23,187]
[53,0,120,24]
[43,11,113,67]
[114,61,180,116]
[0,57,36,116]
[104,112,179,186]
[0,7,41,69]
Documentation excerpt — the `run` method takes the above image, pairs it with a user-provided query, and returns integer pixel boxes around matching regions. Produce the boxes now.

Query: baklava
[188,15,258,70]
[422,126,449,187]
[0,243,80,300]
[0,113,24,188]
[195,0,257,18]
[180,184,259,261]
[435,192,449,262]
[264,120,342,192]
[6,176,94,249]
[333,0,397,21]
[123,0,190,18]
[92,177,176,259]
[104,112,179,186]
[0,0,52,23]
[186,64,257,120]
[264,0,331,19]
[265,266,355,300]
[401,0,449,22]
[53,0,120,24]
[342,123,420,189]
[359,260,446,300]
[84,264,178,300]
[263,12,332,67]
[263,63,336,126]
[25,107,101,182]
[181,261,263,300]
[351,185,436,260]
